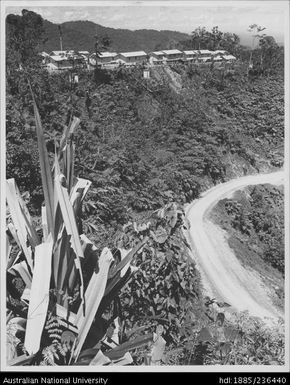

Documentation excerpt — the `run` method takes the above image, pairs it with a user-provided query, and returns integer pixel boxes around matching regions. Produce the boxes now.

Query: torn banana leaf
[24,236,53,354]
[74,247,114,359]
[104,333,154,361]
[8,261,32,289]
[108,237,148,279]
[54,159,85,312]
[6,179,35,270]
[89,350,111,366]
[32,98,54,234]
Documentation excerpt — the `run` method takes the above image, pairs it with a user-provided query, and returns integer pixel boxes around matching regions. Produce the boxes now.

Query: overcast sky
[5,1,288,44]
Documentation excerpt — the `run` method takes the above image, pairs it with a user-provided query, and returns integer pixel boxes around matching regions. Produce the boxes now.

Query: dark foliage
[41,19,189,53]
[215,185,284,274]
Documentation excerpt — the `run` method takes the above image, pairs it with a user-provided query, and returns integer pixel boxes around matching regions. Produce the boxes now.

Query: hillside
[6,63,284,241]
[42,19,190,53]
[5,10,285,364]
[210,184,284,309]
[6,64,285,365]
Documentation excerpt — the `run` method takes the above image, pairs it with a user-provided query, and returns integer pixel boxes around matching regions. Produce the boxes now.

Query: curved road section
[186,171,284,321]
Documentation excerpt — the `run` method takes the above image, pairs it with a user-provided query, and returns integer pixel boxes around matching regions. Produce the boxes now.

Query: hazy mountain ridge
[42,19,190,53]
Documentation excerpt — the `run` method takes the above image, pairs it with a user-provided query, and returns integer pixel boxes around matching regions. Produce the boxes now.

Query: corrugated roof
[183,50,199,55]
[151,51,165,56]
[162,49,182,55]
[120,51,147,57]
[198,56,212,61]
[50,50,66,55]
[50,56,71,62]
[198,50,213,54]
[98,52,118,58]
[222,55,236,60]
[50,50,75,56]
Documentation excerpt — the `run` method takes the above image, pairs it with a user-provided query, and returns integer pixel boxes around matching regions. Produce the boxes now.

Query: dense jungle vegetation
[5,10,285,366]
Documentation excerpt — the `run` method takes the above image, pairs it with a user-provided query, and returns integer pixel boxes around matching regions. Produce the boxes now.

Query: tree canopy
[6,9,45,70]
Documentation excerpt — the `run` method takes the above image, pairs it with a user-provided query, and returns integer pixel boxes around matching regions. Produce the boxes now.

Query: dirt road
[186,171,284,321]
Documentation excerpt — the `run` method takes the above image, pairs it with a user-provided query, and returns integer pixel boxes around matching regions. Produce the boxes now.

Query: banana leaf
[8,261,32,289]
[7,222,21,250]
[54,158,85,312]
[41,205,48,241]
[6,179,35,270]
[54,161,84,261]
[74,247,114,360]
[59,117,80,154]
[108,237,148,279]
[52,228,68,289]
[89,350,111,366]
[7,317,27,362]
[104,333,154,361]
[8,353,35,366]
[108,352,133,366]
[63,139,75,195]
[70,178,92,212]
[31,98,54,235]
[96,266,136,323]
[79,233,99,283]
[6,233,12,261]
[24,235,53,354]
[104,265,137,298]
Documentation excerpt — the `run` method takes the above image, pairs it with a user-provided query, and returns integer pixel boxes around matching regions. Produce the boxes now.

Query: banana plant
[6,91,149,366]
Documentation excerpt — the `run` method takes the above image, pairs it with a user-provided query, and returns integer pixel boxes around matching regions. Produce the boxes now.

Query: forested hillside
[7,63,284,222]
[5,10,285,366]
[42,19,189,52]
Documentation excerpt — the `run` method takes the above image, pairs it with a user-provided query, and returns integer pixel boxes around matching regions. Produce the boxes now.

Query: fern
[45,314,63,344]
[41,345,57,366]
[39,342,67,366]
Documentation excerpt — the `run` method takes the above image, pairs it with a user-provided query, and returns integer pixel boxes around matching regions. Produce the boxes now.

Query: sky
[5,1,288,44]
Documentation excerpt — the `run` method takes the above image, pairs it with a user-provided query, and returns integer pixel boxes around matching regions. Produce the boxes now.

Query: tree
[247,24,266,71]
[91,34,111,82]
[210,26,223,51]
[219,32,240,55]
[247,25,282,76]
[191,27,211,50]
[258,35,280,74]
[6,9,45,70]
[180,26,240,55]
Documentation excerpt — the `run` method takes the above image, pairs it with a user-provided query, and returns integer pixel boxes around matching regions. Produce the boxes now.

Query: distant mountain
[238,32,284,48]
[42,20,190,53]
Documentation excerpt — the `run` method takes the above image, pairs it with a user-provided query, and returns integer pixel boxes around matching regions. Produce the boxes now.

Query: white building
[98,52,118,66]
[196,50,213,63]
[183,50,199,62]
[78,51,90,57]
[162,49,183,63]
[46,54,85,72]
[49,50,75,57]
[47,56,73,72]
[116,51,148,66]
[88,52,118,69]
[213,50,228,55]
[221,54,237,62]
[149,51,165,65]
